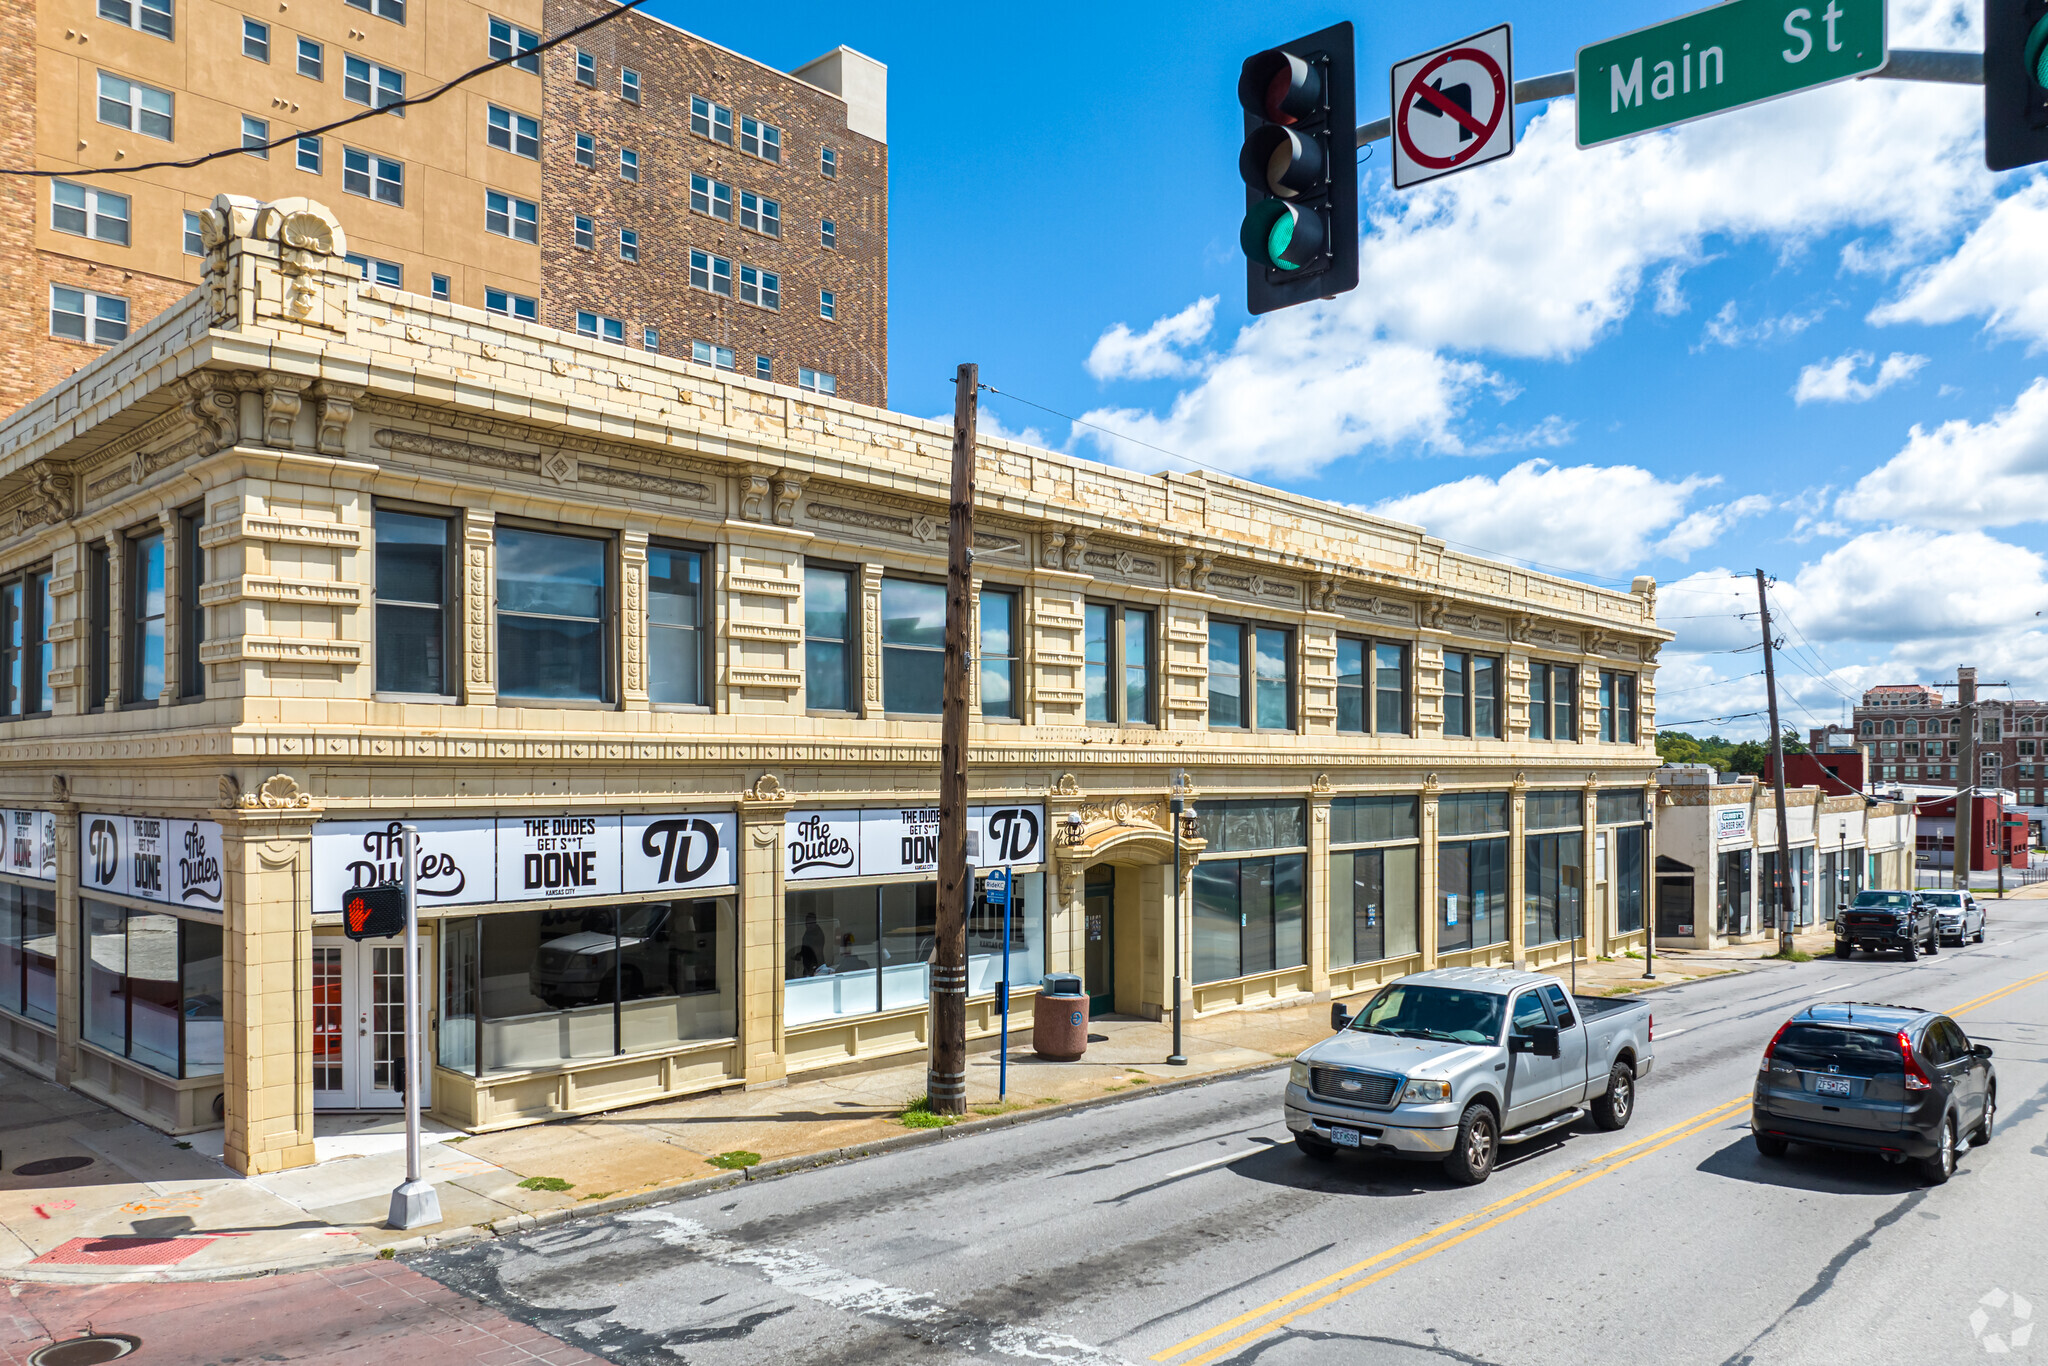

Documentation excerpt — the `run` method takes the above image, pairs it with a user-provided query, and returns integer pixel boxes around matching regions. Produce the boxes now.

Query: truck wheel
[1591,1062,1636,1131]
[1926,931,1939,956]
[1296,1133,1337,1162]
[1918,1114,1957,1185]
[1442,1104,1497,1186]
[1902,939,1918,962]
[1754,1132,1789,1158]
[1834,943,1851,958]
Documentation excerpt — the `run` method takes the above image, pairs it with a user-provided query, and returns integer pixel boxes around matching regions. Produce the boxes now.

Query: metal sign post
[387,823,441,1231]
[986,866,1013,1101]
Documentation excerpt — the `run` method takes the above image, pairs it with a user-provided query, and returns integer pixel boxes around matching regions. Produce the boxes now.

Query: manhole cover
[28,1335,141,1366]
[13,1156,94,1177]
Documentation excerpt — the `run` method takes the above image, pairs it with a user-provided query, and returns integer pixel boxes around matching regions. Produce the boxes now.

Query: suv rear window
[1773,1024,1903,1073]
[1850,892,1913,909]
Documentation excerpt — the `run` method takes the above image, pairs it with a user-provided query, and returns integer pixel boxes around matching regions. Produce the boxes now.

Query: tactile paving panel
[29,1236,217,1266]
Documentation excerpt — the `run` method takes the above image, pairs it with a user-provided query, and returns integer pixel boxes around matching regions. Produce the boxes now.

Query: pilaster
[858,561,883,719]
[620,529,650,711]
[1307,788,1333,995]
[51,788,80,1083]
[220,809,319,1176]
[1507,775,1528,965]
[102,530,122,709]
[460,509,496,706]
[1418,786,1440,970]
[739,775,793,1087]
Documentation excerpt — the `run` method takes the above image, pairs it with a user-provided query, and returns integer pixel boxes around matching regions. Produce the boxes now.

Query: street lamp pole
[1168,771,1189,1066]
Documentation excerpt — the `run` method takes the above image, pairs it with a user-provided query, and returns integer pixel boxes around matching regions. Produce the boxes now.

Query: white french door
[312,937,421,1110]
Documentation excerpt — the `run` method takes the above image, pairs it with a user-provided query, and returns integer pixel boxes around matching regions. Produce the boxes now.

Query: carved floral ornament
[223,773,314,809]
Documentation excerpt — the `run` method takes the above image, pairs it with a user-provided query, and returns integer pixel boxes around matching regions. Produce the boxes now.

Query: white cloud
[1776,528,2048,643]
[1464,415,1576,457]
[1837,378,2048,527]
[1792,350,1929,404]
[1074,0,1991,479]
[1084,297,1216,381]
[1652,264,1690,317]
[977,408,1052,448]
[1871,176,2048,345]
[1699,301,1827,350]
[1363,461,1762,575]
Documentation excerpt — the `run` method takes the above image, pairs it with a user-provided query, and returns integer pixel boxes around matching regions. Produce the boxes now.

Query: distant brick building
[2,0,887,415]
[1854,669,2047,848]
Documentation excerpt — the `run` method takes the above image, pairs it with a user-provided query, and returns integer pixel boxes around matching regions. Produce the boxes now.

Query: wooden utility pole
[1756,571,1796,955]
[1957,667,1977,894]
[928,362,977,1117]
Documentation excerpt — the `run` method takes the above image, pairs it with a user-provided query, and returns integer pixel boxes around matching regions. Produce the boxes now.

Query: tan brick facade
[1,0,885,418]
[0,199,1661,1172]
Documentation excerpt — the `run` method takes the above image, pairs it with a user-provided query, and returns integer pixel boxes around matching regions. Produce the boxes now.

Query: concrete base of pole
[387,1179,442,1231]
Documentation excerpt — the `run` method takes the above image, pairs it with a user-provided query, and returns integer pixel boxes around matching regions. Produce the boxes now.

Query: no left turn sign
[1390,24,1516,190]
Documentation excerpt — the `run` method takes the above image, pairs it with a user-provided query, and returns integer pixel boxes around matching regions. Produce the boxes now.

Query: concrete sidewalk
[0,944,1786,1285]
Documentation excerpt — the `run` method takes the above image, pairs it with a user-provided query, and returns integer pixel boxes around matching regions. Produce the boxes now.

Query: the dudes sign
[783,805,1047,882]
[79,814,226,910]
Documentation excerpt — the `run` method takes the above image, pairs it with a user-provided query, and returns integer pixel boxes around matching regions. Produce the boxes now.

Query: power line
[1654,671,1763,698]
[1,0,653,180]
[1656,709,1769,729]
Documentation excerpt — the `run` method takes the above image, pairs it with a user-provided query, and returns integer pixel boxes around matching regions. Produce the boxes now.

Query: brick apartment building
[2,0,886,415]
[1854,669,2048,849]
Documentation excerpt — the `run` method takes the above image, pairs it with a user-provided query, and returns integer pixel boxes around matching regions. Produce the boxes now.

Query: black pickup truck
[1835,890,1938,960]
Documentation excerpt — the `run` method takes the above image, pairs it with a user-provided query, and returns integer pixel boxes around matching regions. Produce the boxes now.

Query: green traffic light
[1268,213,1300,271]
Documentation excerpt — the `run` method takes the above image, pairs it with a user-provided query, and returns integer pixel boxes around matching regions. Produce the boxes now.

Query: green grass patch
[1605,983,1641,996]
[972,1100,1028,1117]
[1623,950,1645,960]
[706,1150,761,1170]
[516,1176,574,1192]
[1035,1097,1061,1106]
[377,1247,396,1259]
[1765,949,1814,962]
[898,1095,958,1128]
[578,1190,619,1202]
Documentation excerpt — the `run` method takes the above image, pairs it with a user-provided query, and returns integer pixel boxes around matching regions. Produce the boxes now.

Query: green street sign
[1576,0,1887,148]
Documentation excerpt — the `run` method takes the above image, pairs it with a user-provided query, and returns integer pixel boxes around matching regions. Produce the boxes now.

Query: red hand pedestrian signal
[342,885,407,941]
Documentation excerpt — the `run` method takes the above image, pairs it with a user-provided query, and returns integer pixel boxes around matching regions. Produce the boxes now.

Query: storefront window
[78,899,221,1078]
[1524,832,1583,947]
[465,897,738,1073]
[1438,792,1509,952]
[1193,856,1306,984]
[496,527,608,700]
[0,883,58,1024]
[1717,849,1753,936]
[1614,827,1646,933]
[784,875,1044,1024]
[881,578,945,714]
[1329,796,1419,969]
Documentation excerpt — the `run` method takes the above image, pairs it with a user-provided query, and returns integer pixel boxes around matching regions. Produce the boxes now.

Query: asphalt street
[413,902,2048,1366]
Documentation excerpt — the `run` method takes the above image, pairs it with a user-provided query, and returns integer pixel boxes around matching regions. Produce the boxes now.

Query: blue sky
[655,0,2048,735]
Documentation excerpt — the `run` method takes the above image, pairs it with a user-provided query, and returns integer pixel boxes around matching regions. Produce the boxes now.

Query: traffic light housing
[1238,22,1358,315]
[1986,0,2048,171]
[342,884,408,941]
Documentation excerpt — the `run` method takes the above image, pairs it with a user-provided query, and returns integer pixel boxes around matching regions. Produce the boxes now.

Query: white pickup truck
[1283,967,1656,1184]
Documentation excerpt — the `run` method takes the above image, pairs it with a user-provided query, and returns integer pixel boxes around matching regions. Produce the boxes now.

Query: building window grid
[576,312,625,345]
[342,147,403,205]
[242,18,270,61]
[738,190,780,237]
[690,175,733,221]
[430,274,450,301]
[1209,620,1294,731]
[619,228,640,263]
[690,249,733,297]
[573,214,594,250]
[488,18,540,73]
[619,148,640,182]
[485,288,537,321]
[50,286,128,346]
[574,132,595,168]
[241,115,269,156]
[1334,636,1408,736]
[182,210,203,255]
[821,218,837,249]
[52,181,130,246]
[620,68,641,102]
[486,190,539,242]
[979,589,1020,720]
[297,136,322,174]
[1441,651,1501,739]
[820,145,838,177]
[797,367,836,395]
[297,38,323,79]
[819,290,837,321]
[345,0,405,23]
[575,50,595,85]
[647,543,707,707]
[0,569,54,718]
[1598,670,1639,744]
[738,264,779,310]
[96,73,174,141]
[1527,660,1578,742]
[97,0,175,40]
[342,56,406,114]
[691,341,736,371]
[1083,602,1155,726]
[739,116,781,162]
[755,354,772,381]
[487,105,540,159]
[345,253,401,288]
[804,564,856,712]
[690,96,733,144]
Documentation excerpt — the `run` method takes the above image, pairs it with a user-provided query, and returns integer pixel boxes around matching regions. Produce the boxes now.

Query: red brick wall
[539,0,887,406]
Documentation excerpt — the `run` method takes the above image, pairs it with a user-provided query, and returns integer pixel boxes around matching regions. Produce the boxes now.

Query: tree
[1656,729,1804,775]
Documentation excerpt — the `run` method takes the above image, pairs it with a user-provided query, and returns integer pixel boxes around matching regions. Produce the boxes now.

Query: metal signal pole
[1756,572,1796,956]
[929,363,977,1117]
[387,824,440,1230]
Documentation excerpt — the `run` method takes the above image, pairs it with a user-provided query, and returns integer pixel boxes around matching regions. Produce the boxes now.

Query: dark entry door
[1656,877,1695,938]
[1083,867,1115,1016]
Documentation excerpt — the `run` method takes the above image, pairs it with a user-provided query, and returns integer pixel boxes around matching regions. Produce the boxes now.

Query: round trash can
[1034,973,1088,1060]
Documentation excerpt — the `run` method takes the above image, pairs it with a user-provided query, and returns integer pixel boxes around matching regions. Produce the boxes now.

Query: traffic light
[1986,0,2048,171]
[342,884,408,941]
[1238,22,1358,315]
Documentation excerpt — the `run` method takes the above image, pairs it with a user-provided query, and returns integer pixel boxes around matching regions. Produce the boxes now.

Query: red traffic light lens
[1239,49,1323,125]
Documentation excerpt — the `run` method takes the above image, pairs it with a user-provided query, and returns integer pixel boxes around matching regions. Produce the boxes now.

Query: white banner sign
[2,809,57,884]
[311,812,738,913]
[1715,806,1752,844]
[784,805,1046,882]
[78,813,226,911]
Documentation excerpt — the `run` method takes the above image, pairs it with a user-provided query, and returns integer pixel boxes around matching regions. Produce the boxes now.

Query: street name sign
[1391,24,1517,189]
[1576,0,1887,148]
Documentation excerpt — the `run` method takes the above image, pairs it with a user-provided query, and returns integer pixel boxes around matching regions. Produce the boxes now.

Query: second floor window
[1210,620,1292,730]
[52,181,129,245]
[0,569,54,718]
[1085,602,1153,725]
[1599,670,1638,743]
[1528,661,1577,741]
[881,579,945,714]
[347,252,401,288]
[1335,637,1408,735]
[804,564,854,712]
[488,17,540,72]
[691,341,735,371]
[1441,650,1500,739]
[648,544,706,706]
[497,527,607,701]
[980,588,1018,720]
[486,190,537,242]
[97,73,174,140]
[797,368,836,395]
[374,509,451,696]
[488,105,539,158]
[128,529,165,703]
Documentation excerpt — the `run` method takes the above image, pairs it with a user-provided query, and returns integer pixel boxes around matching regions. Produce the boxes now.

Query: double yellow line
[1151,966,2048,1366]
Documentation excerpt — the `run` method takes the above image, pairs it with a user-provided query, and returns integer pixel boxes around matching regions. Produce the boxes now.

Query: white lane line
[622,1208,1136,1365]
[1658,1027,1689,1038]
[1162,1147,1262,1180]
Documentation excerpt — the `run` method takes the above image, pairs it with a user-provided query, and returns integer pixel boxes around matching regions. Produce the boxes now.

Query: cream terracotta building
[0,197,1667,1175]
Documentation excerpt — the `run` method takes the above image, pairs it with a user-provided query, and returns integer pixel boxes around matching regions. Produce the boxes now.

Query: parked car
[1918,890,1988,945]
[1753,1002,1996,1184]
[1283,967,1655,1186]
[1834,889,1938,959]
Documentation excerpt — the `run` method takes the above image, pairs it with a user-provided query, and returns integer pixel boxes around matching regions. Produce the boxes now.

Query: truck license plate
[1815,1076,1852,1097]
[1329,1127,1362,1148]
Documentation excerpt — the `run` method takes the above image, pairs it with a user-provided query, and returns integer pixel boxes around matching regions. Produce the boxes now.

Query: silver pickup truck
[1283,967,1656,1185]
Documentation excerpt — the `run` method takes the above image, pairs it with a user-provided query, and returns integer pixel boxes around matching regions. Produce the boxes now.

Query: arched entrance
[1054,796,1203,1020]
